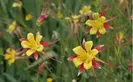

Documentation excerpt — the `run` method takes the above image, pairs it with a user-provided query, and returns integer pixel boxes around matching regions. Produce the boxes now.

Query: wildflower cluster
[1,0,131,82]
[65,5,114,38]
[4,0,56,66]
[65,4,115,81]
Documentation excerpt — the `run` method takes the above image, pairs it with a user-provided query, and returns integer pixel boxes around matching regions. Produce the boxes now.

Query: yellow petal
[7,21,16,34]
[90,49,98,56]
[73,46,87,56]
[100,16,106,22]
[80,6,91,16]
[11,49,16,55]
[57,10,63,18]
[6,48,11,53]
[36,32,42,44]
[65,17,70,20]
[73,57,83,67]
[12,2,22,8]
[47,78,53,82]
[5,54,11,60]
[26,49,35,56]
[12,21,16,25]
[79,10,83,15]
[27,33,36,43]
[21,41,31,48]
[85,20,92,26]
[84,61,92,70]
[85,41,93,52]
[92,13,99,19]
[25,14,32,21]
[8,59,15,65]
[36,45,44,51]
[99,28,106,34]
[72,15,80,19]
[90,28,97,35]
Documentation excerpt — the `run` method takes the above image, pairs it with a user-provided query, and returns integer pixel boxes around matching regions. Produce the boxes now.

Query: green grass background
[0,0,132,82]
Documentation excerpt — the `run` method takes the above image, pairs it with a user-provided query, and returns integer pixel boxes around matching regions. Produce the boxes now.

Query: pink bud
[128,64,133,72]
[68,56,77,61]
[79,63,85,72]
[96,32,101,38]
[36,15,46,26]
[100,10,106,16]
[92,60,101,69]
[39,15,46,23]
[104,23,113,29]
[41,42,49,47]
[95,45,104,52]
[34,52,38,60]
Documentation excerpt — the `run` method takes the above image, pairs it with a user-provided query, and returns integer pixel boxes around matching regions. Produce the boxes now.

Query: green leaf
[3,73,17,82]
[0,78,5,82]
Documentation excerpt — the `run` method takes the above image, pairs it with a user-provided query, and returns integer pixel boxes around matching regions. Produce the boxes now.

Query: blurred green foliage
[0,0,132,82]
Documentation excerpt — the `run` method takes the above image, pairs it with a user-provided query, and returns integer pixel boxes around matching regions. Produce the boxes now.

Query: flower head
[36,15,46,26]
[12,1,22,8]
[57,10,63,19]
[4,48,16,65]
[7,21,16,34]
[25,14,33,21]
[68,41,104,72]
[79,6,92,16]
[36,2,51,27]
[65,15,81,24]
[85,12,112,37]
[21,32,44,57]
[86,13,106,34]
[116,32,124,44]
[47,78,53,82]
[71,15,81,23]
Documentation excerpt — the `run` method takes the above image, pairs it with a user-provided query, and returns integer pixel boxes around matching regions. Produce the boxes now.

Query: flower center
[91,19,104,29]
[87,52,95,62]
[29,42,41,50]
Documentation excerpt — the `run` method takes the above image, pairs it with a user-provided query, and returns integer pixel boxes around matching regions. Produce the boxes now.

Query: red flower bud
[68,56,77,61]
[95,45,104,52]
[92,60,101,69]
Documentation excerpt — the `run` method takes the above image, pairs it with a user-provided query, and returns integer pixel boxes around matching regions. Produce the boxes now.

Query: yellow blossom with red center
[4,48,16,65]
[85,13,106,35]
[79,6,92,16]
[21,32,44,56]
[68,40,114,73]
[72,41,98,70]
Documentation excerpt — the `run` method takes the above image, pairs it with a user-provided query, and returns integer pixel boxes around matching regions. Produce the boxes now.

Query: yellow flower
[57,10,63,18]
[79,6,92,16]
[116,32,124,44]
[25,14,33,21]
[12,2,22,8]
[72,41,98,70]
[117,32,124,41]
[4,48,16,65]
[7,21,16,34]
[72,15,81,23]
[85,13,106,35]
[21,32,44,56]
[65,15,81,24]
[47,78,53,82]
